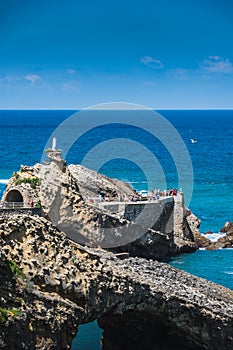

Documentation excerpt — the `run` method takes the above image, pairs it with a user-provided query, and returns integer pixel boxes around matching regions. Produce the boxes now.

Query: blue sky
[0,0,233,109]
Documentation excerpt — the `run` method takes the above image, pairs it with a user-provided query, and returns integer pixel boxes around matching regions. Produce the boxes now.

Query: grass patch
[14,177,41,189]
[0,307,8,322]
[7,261,26,281]
[0,307,22,323]
[7,260,33,293]
[9,308,22,316]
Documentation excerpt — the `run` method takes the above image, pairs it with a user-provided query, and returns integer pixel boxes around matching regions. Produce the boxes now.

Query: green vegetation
[14,176,41,189]
[0,307,22,323]
[35,200,41,208]
[7,260,33,293]
[10,308,22,316]
[7,260,26,281]
[13,172,19,180]
[0,307,8,322]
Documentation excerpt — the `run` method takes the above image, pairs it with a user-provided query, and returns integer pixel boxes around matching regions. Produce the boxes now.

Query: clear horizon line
[0,107,233,111]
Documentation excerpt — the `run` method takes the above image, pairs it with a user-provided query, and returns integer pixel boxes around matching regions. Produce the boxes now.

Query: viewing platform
[98,196,174,214]
[0,202,41,217]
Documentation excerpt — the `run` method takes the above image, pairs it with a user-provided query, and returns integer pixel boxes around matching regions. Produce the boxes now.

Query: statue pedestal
[46,149,66,172]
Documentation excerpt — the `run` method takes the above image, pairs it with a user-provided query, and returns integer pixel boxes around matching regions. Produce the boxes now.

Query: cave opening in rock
[97,310,204,350]
[6,190,23,202]
[71,320,102,349]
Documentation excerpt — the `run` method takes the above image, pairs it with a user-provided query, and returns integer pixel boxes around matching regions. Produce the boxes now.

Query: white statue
[52,137,57,150]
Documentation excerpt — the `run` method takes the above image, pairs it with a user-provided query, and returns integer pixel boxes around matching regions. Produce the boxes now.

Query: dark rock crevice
[98,309,205,350]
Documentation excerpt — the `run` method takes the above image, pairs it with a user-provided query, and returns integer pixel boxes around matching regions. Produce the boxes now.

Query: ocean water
[1,109,233,232]
[0,110,232,349]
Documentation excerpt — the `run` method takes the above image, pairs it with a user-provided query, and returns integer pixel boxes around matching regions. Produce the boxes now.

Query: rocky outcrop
[0,216,86,350]
[0,215,232,349]
[2,154,202,259]
[40,158,126,246]
[173,206,210,254]
[185,210,211,248]
[1,164,41,205]
[207,221,233,250]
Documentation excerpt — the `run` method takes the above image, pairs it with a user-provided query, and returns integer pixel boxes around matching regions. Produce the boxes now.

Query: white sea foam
[0,179,9,185]
[224,271,233,275]
[202,232,226,242]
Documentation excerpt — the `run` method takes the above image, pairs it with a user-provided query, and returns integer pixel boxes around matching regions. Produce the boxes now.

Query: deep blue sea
[0,110,232,349]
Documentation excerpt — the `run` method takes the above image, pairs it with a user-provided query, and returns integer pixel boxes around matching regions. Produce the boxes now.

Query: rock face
[173,205,209,253]
[0,215,233,350]
[0,235,81,349]
[185,209,211,248]
[68,164,136,201]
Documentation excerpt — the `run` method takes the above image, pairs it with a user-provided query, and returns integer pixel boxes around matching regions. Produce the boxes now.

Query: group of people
[129,194,143,202]
[167,189,178,196]
[133,188,179,202]
[89,187,179,205]
[97,191,111,202]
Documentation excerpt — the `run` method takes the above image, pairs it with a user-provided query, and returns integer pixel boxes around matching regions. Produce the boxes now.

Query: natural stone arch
[97,309,203,350]
[6,189,24,203]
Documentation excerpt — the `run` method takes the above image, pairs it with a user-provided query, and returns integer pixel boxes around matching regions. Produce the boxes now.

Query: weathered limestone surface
[0,215,233,350]
[1,165,41,205]
[68,164,136,201]
[0,208,41,218]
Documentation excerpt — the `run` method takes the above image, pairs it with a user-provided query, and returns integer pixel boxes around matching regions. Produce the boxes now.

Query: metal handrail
[0,202,31,209]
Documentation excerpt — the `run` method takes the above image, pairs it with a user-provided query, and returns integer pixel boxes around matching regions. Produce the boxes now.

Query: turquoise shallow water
[0,110,232,349]
[71,321,102,350]
[170,249,233,290]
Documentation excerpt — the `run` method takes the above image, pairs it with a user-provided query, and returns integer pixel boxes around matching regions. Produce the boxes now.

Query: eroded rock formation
[68,164,136,201]
[0,215,232,350]
[183,209,211,249]
[2,155,202,259]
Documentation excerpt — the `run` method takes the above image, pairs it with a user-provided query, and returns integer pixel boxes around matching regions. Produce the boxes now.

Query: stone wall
[173,192,185,237]
[104,198,175,260]
[100,197,174,235]
[0,208,41,218]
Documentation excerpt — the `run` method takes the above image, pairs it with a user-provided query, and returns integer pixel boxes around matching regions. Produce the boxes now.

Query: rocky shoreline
[204,221,233,250]
[0,214,233,350]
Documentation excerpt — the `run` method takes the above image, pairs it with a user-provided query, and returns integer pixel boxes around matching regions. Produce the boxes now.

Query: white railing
[0,202,31,209]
